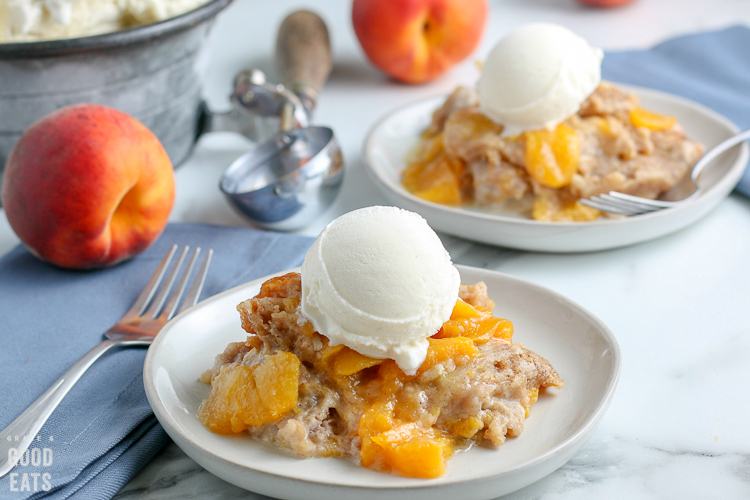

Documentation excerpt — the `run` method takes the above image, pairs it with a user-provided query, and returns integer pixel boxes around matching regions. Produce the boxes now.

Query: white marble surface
[2,0,750,498]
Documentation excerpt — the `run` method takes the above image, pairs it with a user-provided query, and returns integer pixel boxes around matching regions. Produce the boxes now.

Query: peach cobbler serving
[198,207,563,478]
[402,23,704,222]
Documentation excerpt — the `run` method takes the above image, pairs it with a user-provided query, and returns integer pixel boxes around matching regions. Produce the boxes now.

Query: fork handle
[0,339,146,478]
[692,128,750,183]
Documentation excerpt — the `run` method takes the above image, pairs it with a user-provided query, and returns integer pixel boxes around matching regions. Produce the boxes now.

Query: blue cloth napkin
[601,24,750,197]
[0,223,314,499]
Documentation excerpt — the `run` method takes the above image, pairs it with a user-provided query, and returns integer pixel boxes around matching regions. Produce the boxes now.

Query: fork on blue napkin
[0,223,313,500]
[1,24,750,500]
[601,24,750,197]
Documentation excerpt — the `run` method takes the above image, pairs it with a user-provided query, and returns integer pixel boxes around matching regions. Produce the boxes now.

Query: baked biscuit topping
[403,83,704,221]
[198,273,563,478]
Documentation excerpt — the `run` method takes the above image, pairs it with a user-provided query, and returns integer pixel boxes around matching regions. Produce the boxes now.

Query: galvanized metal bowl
[0,0,233,192]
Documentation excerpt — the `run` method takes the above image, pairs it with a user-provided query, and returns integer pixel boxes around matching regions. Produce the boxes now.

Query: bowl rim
[0,0,233,58]
[364,84,747,230]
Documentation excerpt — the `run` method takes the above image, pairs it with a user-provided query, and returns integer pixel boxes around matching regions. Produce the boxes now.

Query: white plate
[363,86,749,252]
[144,265,620,500]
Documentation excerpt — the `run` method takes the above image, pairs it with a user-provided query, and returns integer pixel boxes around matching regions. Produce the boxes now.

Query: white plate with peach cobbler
[143,264,620,500]
[364,84,748,252]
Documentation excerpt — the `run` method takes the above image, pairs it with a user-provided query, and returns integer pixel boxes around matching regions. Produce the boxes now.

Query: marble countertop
[2,0,750,498]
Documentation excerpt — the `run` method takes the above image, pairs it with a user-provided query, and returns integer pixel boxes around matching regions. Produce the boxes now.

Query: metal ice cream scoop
[213,11,343,231]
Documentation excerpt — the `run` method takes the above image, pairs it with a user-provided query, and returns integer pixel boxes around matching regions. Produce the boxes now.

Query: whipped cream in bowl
[0,0,212,42]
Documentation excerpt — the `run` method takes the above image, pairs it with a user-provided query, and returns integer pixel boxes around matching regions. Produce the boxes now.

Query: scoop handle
[275,10,332,113]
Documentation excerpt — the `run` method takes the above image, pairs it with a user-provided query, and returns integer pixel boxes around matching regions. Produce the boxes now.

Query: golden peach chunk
[436,316,513,343]
[630,107,677,130]
[332,346,383,376]
[418,337,479,374]
[359,400,453,479]
[450,416,484,439]
[402,154,464,205]
[524,123,581,188]
[197,351,300,434]
[450,298,482,320]
[319,343,345,365]
[413,132,445,162]
[524,387,540,418]
[370,423,453,479]
[436,299,514,343]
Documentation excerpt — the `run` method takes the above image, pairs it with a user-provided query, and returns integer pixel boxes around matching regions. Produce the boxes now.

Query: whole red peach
[352,0,488,84]
[1,104,175,269]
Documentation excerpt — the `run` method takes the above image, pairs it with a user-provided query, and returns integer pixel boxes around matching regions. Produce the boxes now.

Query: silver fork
[0,244,213,479]
[581,129,750,216]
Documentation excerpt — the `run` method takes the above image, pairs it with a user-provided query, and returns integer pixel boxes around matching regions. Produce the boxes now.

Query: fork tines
[581,193,663,216]
[126,245,213,321]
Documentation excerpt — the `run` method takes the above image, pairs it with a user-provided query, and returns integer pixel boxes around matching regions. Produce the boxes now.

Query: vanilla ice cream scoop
[476,23,603,136]
[301,206,460,375]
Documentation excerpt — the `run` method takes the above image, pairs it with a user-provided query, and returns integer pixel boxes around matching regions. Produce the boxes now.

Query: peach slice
[524,123,581,188]
[197,351,300,434]
[402,153,464,205]
[359,400,453,478]
[630,107,677,130]
[436,316,513,343]
[418,337,479,374]
[436,298,514,343]
[332,346,383,376]
[370,423,453,478]
[450,298,483,320]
